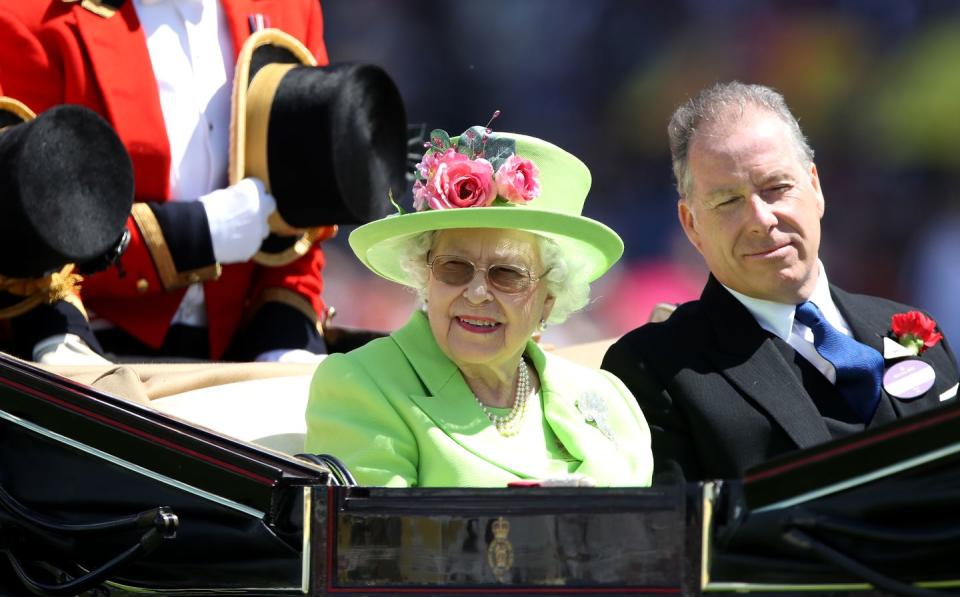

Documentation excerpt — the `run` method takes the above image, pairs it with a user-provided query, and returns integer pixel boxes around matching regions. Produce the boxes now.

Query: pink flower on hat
[495,154,540,204]
[412,149,446,210]
[414,149,495,211]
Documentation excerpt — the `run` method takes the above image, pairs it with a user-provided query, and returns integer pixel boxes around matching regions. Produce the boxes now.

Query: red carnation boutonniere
[890,311,943,356]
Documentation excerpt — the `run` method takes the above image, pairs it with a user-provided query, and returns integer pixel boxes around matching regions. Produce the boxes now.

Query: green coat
[305,311,652,487]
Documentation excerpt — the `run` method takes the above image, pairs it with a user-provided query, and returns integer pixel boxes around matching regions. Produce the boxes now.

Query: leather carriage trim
[746,405,960,513]
[0,406,264,519]
[745,405,960,484]
[252,287,323,335]
[0,374,276,489]
[131,203,222,291]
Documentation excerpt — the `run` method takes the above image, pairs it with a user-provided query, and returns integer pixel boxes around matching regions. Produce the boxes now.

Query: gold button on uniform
[136,278,149,293]
[188,273,200,284]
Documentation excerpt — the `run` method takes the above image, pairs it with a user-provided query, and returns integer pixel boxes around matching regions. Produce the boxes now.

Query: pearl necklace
[475,359,530,437]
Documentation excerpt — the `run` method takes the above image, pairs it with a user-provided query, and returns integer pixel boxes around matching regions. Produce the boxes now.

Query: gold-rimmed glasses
[427,254,546,294]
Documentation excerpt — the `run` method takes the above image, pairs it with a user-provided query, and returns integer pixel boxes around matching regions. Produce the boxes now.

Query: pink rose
[494,154,540,204]
[420,150,495,210]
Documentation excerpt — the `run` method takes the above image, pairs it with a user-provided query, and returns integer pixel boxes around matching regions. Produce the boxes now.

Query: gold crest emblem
[486,516,514,582]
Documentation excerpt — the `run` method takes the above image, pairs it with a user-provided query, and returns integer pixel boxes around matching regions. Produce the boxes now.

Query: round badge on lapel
[882,359,936,400]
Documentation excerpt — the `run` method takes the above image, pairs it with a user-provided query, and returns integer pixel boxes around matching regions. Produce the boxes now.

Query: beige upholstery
[41,361,317,402]
[553,338,619,369]
[32,307,685,454]
[150,375,313,454]
[39,361,318,454]
[553,302,677,368]
[648,302,678,323]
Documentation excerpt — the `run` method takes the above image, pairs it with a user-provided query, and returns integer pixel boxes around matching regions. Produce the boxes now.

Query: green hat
[349,128,623,287]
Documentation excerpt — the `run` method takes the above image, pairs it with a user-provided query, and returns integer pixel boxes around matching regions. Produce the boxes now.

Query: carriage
[1,350,957,596]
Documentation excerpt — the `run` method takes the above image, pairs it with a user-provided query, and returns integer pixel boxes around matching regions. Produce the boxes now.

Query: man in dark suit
[602,81,960,484]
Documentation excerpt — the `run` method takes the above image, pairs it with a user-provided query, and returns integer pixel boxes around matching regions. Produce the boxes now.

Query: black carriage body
[0,354,324,594]
[0,354,698,595]
[4,351,960,596]
[310,486,697,595]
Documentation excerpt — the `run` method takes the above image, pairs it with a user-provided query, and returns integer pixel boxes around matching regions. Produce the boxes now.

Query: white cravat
[134,0,234,326]
[725,261,852,384]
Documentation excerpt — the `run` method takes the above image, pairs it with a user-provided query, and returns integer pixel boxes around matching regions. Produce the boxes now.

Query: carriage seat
[40,361,317,455]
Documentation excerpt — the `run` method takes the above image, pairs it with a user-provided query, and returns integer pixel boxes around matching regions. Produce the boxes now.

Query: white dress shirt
[724,261,853,384]
[134,0,234,326]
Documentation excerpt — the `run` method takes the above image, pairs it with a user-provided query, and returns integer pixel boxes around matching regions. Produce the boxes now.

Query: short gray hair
[668,81,814,198]
[396,230,592,325]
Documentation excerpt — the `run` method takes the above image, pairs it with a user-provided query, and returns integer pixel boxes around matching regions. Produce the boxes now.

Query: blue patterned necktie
[794,301,883,422]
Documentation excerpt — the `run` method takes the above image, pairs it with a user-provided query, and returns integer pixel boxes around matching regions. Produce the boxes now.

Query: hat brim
[229,28,315,188]
[229,28,333,267]
[349,206,624,287]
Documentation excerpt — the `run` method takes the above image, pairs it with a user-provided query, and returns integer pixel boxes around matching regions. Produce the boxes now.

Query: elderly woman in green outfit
[305,125,652,487]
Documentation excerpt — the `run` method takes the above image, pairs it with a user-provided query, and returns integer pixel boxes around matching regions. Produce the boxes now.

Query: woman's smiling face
[426,228,554,372]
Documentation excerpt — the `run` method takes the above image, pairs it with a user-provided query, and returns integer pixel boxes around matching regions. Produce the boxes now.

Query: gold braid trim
[0,264,85,319]
[131,203,222,290]
[253,225,338,267]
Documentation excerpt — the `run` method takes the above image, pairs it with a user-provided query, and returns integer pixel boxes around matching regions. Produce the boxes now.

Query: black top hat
[230,29,407,266]
[0,98,133,314]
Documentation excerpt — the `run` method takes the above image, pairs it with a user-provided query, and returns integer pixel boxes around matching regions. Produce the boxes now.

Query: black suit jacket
[601,275,960,484]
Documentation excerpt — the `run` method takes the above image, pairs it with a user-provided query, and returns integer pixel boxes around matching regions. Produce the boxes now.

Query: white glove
[33,334,112,365]
[255,348,327,364]
[199,177,277,264]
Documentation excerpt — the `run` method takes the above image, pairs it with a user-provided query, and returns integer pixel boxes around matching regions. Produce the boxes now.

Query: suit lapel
[392,312,547,479]
[701,277,831,449]
[73,1,169,198]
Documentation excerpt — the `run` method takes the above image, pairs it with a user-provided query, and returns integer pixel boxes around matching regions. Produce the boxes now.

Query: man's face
[678,107,825,304]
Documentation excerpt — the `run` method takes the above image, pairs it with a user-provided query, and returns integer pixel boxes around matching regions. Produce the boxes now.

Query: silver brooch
[576,392,614,441]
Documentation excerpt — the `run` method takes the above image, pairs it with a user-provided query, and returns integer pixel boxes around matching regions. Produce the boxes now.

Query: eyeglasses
[427,254,545,294]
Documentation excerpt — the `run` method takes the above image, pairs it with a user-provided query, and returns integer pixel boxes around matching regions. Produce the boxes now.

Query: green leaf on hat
[456,125,487,158]
[482,136,517,172]
[428,129,451,152]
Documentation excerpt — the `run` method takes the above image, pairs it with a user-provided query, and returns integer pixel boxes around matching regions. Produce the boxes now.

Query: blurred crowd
[320,0,960,348]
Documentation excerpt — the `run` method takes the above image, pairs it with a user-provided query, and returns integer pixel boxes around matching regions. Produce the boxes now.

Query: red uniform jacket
[1,0,329,358]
